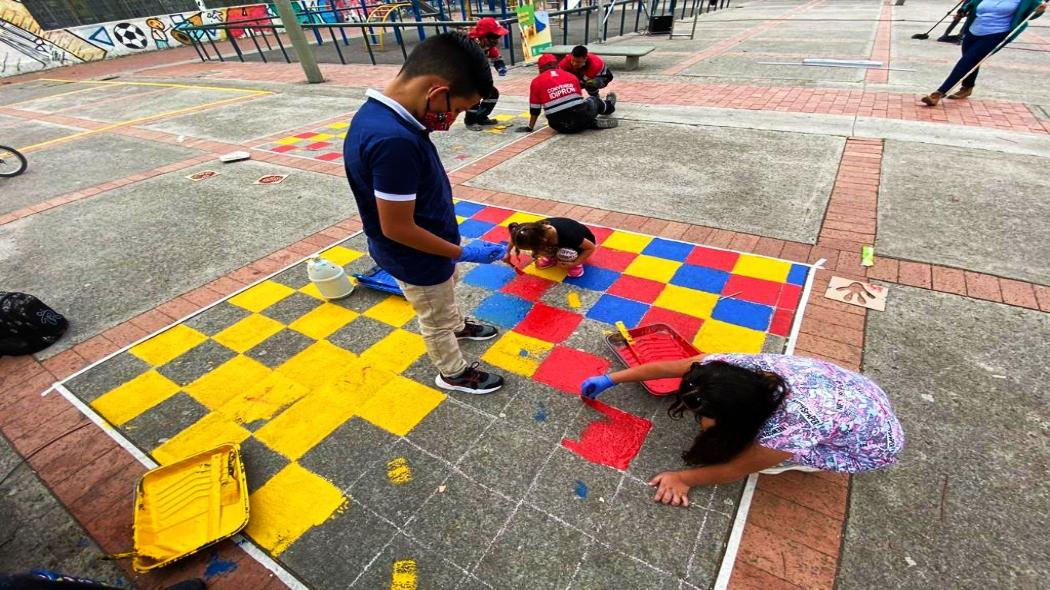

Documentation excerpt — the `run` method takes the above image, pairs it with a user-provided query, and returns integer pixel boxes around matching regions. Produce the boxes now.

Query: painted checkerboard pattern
[62,202,808,589]
[254,120,351,163]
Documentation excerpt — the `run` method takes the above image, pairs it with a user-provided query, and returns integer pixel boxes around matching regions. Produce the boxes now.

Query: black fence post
[273,25,292,62]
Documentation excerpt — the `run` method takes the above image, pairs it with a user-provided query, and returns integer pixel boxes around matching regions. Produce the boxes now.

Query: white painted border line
[50,382,311,590]
[786,257,826,355]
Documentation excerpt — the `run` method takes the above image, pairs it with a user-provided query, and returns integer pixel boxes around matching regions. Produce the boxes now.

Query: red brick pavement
[866,1,894,84]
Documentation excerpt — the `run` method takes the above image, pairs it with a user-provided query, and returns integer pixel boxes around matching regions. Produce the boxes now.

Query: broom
[913,0,966,39]
[937,10,965,43]
[943,4,1046,95]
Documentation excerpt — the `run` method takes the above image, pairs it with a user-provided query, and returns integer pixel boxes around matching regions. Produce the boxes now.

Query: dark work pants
[937,30,1010,93]
[547,96,614,134]
[582,68,614,98]
[465,87,499,124]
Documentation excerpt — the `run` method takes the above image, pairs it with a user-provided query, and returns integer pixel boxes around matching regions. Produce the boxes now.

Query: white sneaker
[758,462,822,475]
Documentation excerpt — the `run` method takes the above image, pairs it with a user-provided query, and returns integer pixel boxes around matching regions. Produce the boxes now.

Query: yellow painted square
[185,354,272,409]
[480,331,553,377]
[493,114,515,122]
[363,295,416,327]
[523,262,567,282]
[255,361,396,459]
[289,303,358,340]
[457,215,467,224]
[359,330,426,374]
[299,282,324,300]
[652,284,719,320]
[732,254,792,284]
[129,324,207,366]
[91,370,180,426]
[601,231,653,254]
[228,281,295,313]
[335,132,347,139]
[320,245,364,267]
[151,412,251,465]
[499,211,545,227]
[310,133,334,141]
[693,320,766,354]
[624,255,682,283]
[277,340,358,390]
[327,121,351,130]
[213,314,284,353]
[217,371,310,425]
[356,376,445,436]
[246,463,347,556]
[274,136,303,145]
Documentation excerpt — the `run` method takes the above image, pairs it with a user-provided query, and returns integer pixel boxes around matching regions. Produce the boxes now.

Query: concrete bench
[540,44,655,71]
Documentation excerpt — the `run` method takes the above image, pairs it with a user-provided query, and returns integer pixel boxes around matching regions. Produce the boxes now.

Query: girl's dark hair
[508,221,554,257]
[668,361,784,465]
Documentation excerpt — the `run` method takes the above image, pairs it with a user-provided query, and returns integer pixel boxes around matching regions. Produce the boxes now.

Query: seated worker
[521,54,617,134]
[465,17,509,130]
[559,45,614,99]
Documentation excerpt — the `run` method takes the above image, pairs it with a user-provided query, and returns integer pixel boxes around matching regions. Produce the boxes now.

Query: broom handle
[944,3,1046,95]
[932,0,967,33]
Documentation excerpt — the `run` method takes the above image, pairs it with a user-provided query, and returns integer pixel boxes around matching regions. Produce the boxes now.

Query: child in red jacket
[466,17,509,129]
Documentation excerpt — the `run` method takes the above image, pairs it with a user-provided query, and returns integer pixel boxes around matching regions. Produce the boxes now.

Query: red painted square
[305,141,332,150]
[472,206,514,224]
[479,225,510,244]
[294,132,317,139]
[588,247,637,272]
[608,275,665,303]
[640,306,704,342]
[533,346,611,394]
[589,225,613,245]
[769,307,794,337]
[501,274,554,301]
[562,399,652,470]
[514,303,583,343]
[686,246,740,272]
[316,152,343,162]
[723,274,783,306]
[270,145,296,153]
[777,283,803,310]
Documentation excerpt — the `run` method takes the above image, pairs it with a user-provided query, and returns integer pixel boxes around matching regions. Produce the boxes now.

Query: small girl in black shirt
[505,218,597,278]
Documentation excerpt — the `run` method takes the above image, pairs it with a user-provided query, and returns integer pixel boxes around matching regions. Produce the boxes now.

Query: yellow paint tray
[116,443,249,572]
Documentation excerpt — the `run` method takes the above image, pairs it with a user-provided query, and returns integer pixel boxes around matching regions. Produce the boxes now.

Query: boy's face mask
[422,90,455,132]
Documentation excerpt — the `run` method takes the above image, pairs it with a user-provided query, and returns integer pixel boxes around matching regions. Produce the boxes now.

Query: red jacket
[529,69,585,115]
[558,53,606,79]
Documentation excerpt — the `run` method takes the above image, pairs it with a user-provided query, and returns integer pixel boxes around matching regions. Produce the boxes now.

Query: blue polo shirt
[343,89,459,286]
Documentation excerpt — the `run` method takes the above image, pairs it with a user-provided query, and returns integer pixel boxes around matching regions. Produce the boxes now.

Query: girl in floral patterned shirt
[580,353,904,507]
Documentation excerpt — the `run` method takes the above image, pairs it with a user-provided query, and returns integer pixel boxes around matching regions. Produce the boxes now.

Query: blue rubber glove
[497,66,508,77]
[581,375,615,399]
[457,241,507,264]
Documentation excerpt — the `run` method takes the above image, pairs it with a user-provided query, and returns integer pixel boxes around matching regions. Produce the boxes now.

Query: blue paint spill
[518,348,529,357]
[533,401,548,422]
[204,551,238,579]
[574,480,588,499]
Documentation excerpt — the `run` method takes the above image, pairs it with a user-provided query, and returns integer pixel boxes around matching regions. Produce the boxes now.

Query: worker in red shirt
[559,45,614,100]
[520,53,617,134]
[465,17,508,130]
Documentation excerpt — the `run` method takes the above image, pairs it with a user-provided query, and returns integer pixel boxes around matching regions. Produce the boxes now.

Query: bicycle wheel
[0,145,27,177]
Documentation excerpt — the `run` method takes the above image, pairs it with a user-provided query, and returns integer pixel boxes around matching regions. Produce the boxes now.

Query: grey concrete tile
[333,284,395,314]
[348,532,473,590]
[3,120,82,149]
[156,339,237,385]
[348,440,452,529]
[627,409,700,482]
[183,302,251,336]
[299,418,400,492]
[245,329,315,369]
[500,382,582,442]
[540,283,603,315]
[260,291,323,324]
[74,87,239,123]
[239,436,289,494]
[458,419,554,499]
[762,334,788,354]
[562,318,620,361]
[473,505,586,590]
[327,316,394,355]
[525,446,622,536]
[405,398,494,464]
[571,543,678,590]
[684,507,734,588]
[269,265,312,290]
[123,392,209,452]
[64,352,150,402]
[404,472,515,571]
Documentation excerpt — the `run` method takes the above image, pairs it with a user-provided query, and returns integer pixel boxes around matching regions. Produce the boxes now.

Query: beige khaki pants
[396,270,467,377]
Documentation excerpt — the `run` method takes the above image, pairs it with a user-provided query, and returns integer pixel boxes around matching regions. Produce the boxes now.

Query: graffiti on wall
[0,0,278,76]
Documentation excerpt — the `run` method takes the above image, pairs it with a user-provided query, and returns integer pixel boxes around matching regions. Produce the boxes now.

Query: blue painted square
[459,219,496,239]
[472,292,533,329]
[787,264,809,286]
[563,265,620,291]
[670,264,730,294]
[711,298,773,331]
[463,264,517,290]
[585,294,650,327]
[642,238,693,262]
[454,200,486,217]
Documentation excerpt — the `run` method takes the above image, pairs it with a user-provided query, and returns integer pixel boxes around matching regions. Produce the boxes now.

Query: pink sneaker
[567,265,585,278]
[535,256,556,269]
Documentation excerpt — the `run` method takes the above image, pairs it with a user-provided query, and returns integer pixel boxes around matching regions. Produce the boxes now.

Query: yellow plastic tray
[121,443,249,572]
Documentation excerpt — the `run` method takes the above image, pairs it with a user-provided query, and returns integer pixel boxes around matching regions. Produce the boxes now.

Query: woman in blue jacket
[922,0,1045,105]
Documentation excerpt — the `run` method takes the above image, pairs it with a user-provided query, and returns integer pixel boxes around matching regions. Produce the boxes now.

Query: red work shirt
[558,53,606,79]
[529,69,586,115]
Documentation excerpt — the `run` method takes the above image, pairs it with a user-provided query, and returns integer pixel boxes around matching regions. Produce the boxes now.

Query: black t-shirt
[545,217,596,253]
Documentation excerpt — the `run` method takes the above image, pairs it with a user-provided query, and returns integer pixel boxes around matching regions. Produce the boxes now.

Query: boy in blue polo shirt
[344,33,507,395]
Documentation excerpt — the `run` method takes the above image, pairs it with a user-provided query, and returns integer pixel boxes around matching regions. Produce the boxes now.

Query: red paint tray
[604,323,701,396]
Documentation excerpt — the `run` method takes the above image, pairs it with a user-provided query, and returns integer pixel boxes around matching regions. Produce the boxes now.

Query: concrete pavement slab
[70,87,254,123]
[683,54,866,82]
[4,119,84,149]
[877,140,1050,284]
[841,286,1050,589]
[0,79,94,106]
[852,116,1050,158]
[467,121,843,243]
[13,83,168,115]
[0,133,202,214]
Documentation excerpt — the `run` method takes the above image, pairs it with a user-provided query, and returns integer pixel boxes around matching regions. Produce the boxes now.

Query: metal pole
[273,0,324,83]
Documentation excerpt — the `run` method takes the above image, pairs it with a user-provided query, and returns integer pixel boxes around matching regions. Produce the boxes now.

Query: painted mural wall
[0,1,282,77]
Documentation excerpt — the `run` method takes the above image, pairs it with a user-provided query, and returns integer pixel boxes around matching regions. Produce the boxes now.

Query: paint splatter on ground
[533,400,548,422]
[390,560,418,590]
[574,480,589,499]
[203,551,238,579]
[387,457,413,485]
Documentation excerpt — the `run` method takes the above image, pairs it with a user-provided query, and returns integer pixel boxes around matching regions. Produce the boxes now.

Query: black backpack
[0,292,68,356]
